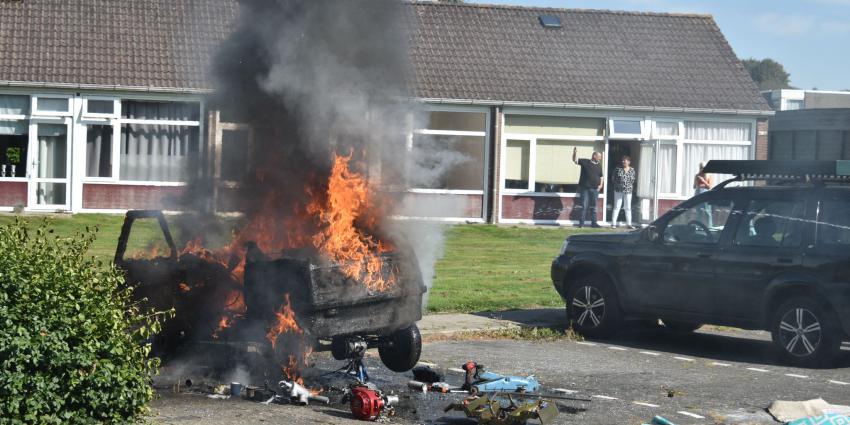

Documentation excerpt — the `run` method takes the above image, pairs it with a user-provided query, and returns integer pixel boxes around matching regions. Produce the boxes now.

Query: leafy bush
[0,219,164,424]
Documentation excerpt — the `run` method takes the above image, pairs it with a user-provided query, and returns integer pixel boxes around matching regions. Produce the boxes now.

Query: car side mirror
[646,225,661,243]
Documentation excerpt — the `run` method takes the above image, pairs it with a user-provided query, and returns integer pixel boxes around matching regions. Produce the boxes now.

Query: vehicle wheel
[566,275,623,338]
[378,324,422,372]
[662,319,702,333]
[770,297,841,368]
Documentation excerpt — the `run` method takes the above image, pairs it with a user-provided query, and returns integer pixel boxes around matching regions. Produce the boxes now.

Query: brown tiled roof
[407,2,771,112]
[0,0,239,91]
[0,0,770,112]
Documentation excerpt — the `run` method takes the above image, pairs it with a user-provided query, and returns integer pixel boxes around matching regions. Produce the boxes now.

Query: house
[768,109,850,161]
[763,89,850,111]
[0,0,772,225]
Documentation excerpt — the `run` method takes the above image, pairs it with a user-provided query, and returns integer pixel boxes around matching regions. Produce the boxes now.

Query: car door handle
[777,258,793,264]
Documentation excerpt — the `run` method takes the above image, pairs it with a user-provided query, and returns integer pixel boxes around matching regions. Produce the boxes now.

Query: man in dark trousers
[572,147,604,228]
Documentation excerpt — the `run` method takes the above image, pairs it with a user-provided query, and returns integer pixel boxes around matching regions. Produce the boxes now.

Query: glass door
[28,122,71,210]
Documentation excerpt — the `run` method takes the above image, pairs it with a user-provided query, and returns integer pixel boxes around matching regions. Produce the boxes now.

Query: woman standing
[611,155,637,229]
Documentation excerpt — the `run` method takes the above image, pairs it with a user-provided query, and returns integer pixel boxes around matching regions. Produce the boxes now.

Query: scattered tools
[445,393,559,425]
[462,362,540,394]
[348,384,399,421]
[279,379,330,405]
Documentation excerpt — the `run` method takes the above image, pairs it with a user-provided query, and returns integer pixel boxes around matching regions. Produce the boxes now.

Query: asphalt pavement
[151,311,850,424]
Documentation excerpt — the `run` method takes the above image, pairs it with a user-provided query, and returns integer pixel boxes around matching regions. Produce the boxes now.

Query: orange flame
[308,153,396,292]
[266,294,302,348]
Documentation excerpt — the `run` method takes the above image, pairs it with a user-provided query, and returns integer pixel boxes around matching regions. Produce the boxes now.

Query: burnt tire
[770,297,842,368]
[378,324,422,372]
[661,320,702,333]
[566,275,622,338]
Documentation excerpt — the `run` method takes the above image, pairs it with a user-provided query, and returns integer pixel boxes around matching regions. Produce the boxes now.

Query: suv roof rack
[704,160,850,190]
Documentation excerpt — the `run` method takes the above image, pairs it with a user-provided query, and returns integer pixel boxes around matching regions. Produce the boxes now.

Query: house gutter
[416,97,775,117]
[0,80,213,95]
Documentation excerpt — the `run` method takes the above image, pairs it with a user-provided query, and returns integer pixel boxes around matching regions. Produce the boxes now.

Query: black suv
[551,161,850,367]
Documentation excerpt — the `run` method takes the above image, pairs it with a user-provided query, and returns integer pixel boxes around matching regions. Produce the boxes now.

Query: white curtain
[680,144,750,198]
[658,143,677,194]
[0,120,27,135]
[637,142,656,199]
[654,122,679,137]
[120,124,197,182]
[37,124,67,179]
[0,95,29,115]
[685,121,751,142]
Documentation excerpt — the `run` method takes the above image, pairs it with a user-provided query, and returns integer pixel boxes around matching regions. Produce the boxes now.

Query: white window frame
[81,96,120,120]
[27,118,74,210]
[31,95,73,117]
[409,105,489,196]
[608,117,646,139]
[113,98,202,184]
[79,119,120,183]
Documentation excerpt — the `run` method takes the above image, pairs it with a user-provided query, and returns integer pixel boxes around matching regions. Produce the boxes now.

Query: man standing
[572,147,604,228]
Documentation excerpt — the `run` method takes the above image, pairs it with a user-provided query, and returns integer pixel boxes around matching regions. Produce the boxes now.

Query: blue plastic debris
[787,413,850,425]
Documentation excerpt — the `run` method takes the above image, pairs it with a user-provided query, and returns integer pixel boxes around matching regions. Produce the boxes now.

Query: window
[658,142,677,194]
[0,95,29,116]
[505,139,530,190]
[119,100,201,182]
[817,200,850,246]
[653,121,679,137]
[662,198,734,244]
[220,128,250,182]
[534,140,594,192]
[406,110,487,191]
[684,121,751,142]
[86,125,113,178]
[409,134,484,190]
[734,200,806,247]
[680,143,749,197]
[786,99,804,110]
[34,97,71,114]
[609,118,644,138]
[0,124,27,178]
[83,98,117,117]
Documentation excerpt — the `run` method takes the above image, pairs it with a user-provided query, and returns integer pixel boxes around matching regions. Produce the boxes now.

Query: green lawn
[0,213,608,313]
[427,225,611,313]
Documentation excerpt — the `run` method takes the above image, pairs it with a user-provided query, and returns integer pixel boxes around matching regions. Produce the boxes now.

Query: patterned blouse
[612,167,636,193]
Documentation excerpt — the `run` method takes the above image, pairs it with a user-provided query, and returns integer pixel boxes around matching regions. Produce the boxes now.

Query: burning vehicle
[115,207,426,377]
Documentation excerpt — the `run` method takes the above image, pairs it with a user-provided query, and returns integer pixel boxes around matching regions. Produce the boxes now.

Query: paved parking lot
[151,324,850,424]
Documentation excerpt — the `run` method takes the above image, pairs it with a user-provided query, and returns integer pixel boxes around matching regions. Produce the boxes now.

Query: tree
[741,58,792,90]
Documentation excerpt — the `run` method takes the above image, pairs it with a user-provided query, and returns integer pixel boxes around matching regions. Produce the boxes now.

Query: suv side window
[817,200,850,246]
[662,198,734,244]
[733,199,806,247]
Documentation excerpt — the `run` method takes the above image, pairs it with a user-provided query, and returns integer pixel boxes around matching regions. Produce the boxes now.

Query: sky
[469,0,850,91]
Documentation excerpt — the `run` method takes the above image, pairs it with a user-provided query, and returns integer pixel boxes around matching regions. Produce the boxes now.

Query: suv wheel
[378,324,422,372]
[770,297,841,368]
[567,276,622,338]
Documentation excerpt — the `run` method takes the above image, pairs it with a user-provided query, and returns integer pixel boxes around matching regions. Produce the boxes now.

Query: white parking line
[640,351,660,356]
[576,341,597,346]
[829,380,849,385]
[593,395,619,400]
[633,401,660,408]
[415,361,438,367]
[785,373,808,379]
[448,367,465,373]
[678,411,706,419]
[711,362,731,367]
[746,367,769,373]
[553,388,578,394]
[673,356,694,362]
[608,346,628,351]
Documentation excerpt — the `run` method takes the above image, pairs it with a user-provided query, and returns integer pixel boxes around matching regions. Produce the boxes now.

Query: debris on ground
[461,361,540,394]
[444,393,559,425]
[346,383,399,421]
[642,415,676,425]
[279,379,330,405]
[767,399,850,423]
[412,365,444,383]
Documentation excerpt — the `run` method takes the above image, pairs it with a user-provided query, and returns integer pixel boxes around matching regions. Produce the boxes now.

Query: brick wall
[501,195,603,222]
[755,118,769,160]
[83,184,185,210]
[0,181,26,207]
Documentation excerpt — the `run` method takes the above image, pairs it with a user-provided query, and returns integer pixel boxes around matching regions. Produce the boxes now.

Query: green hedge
[0,220,163,424]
